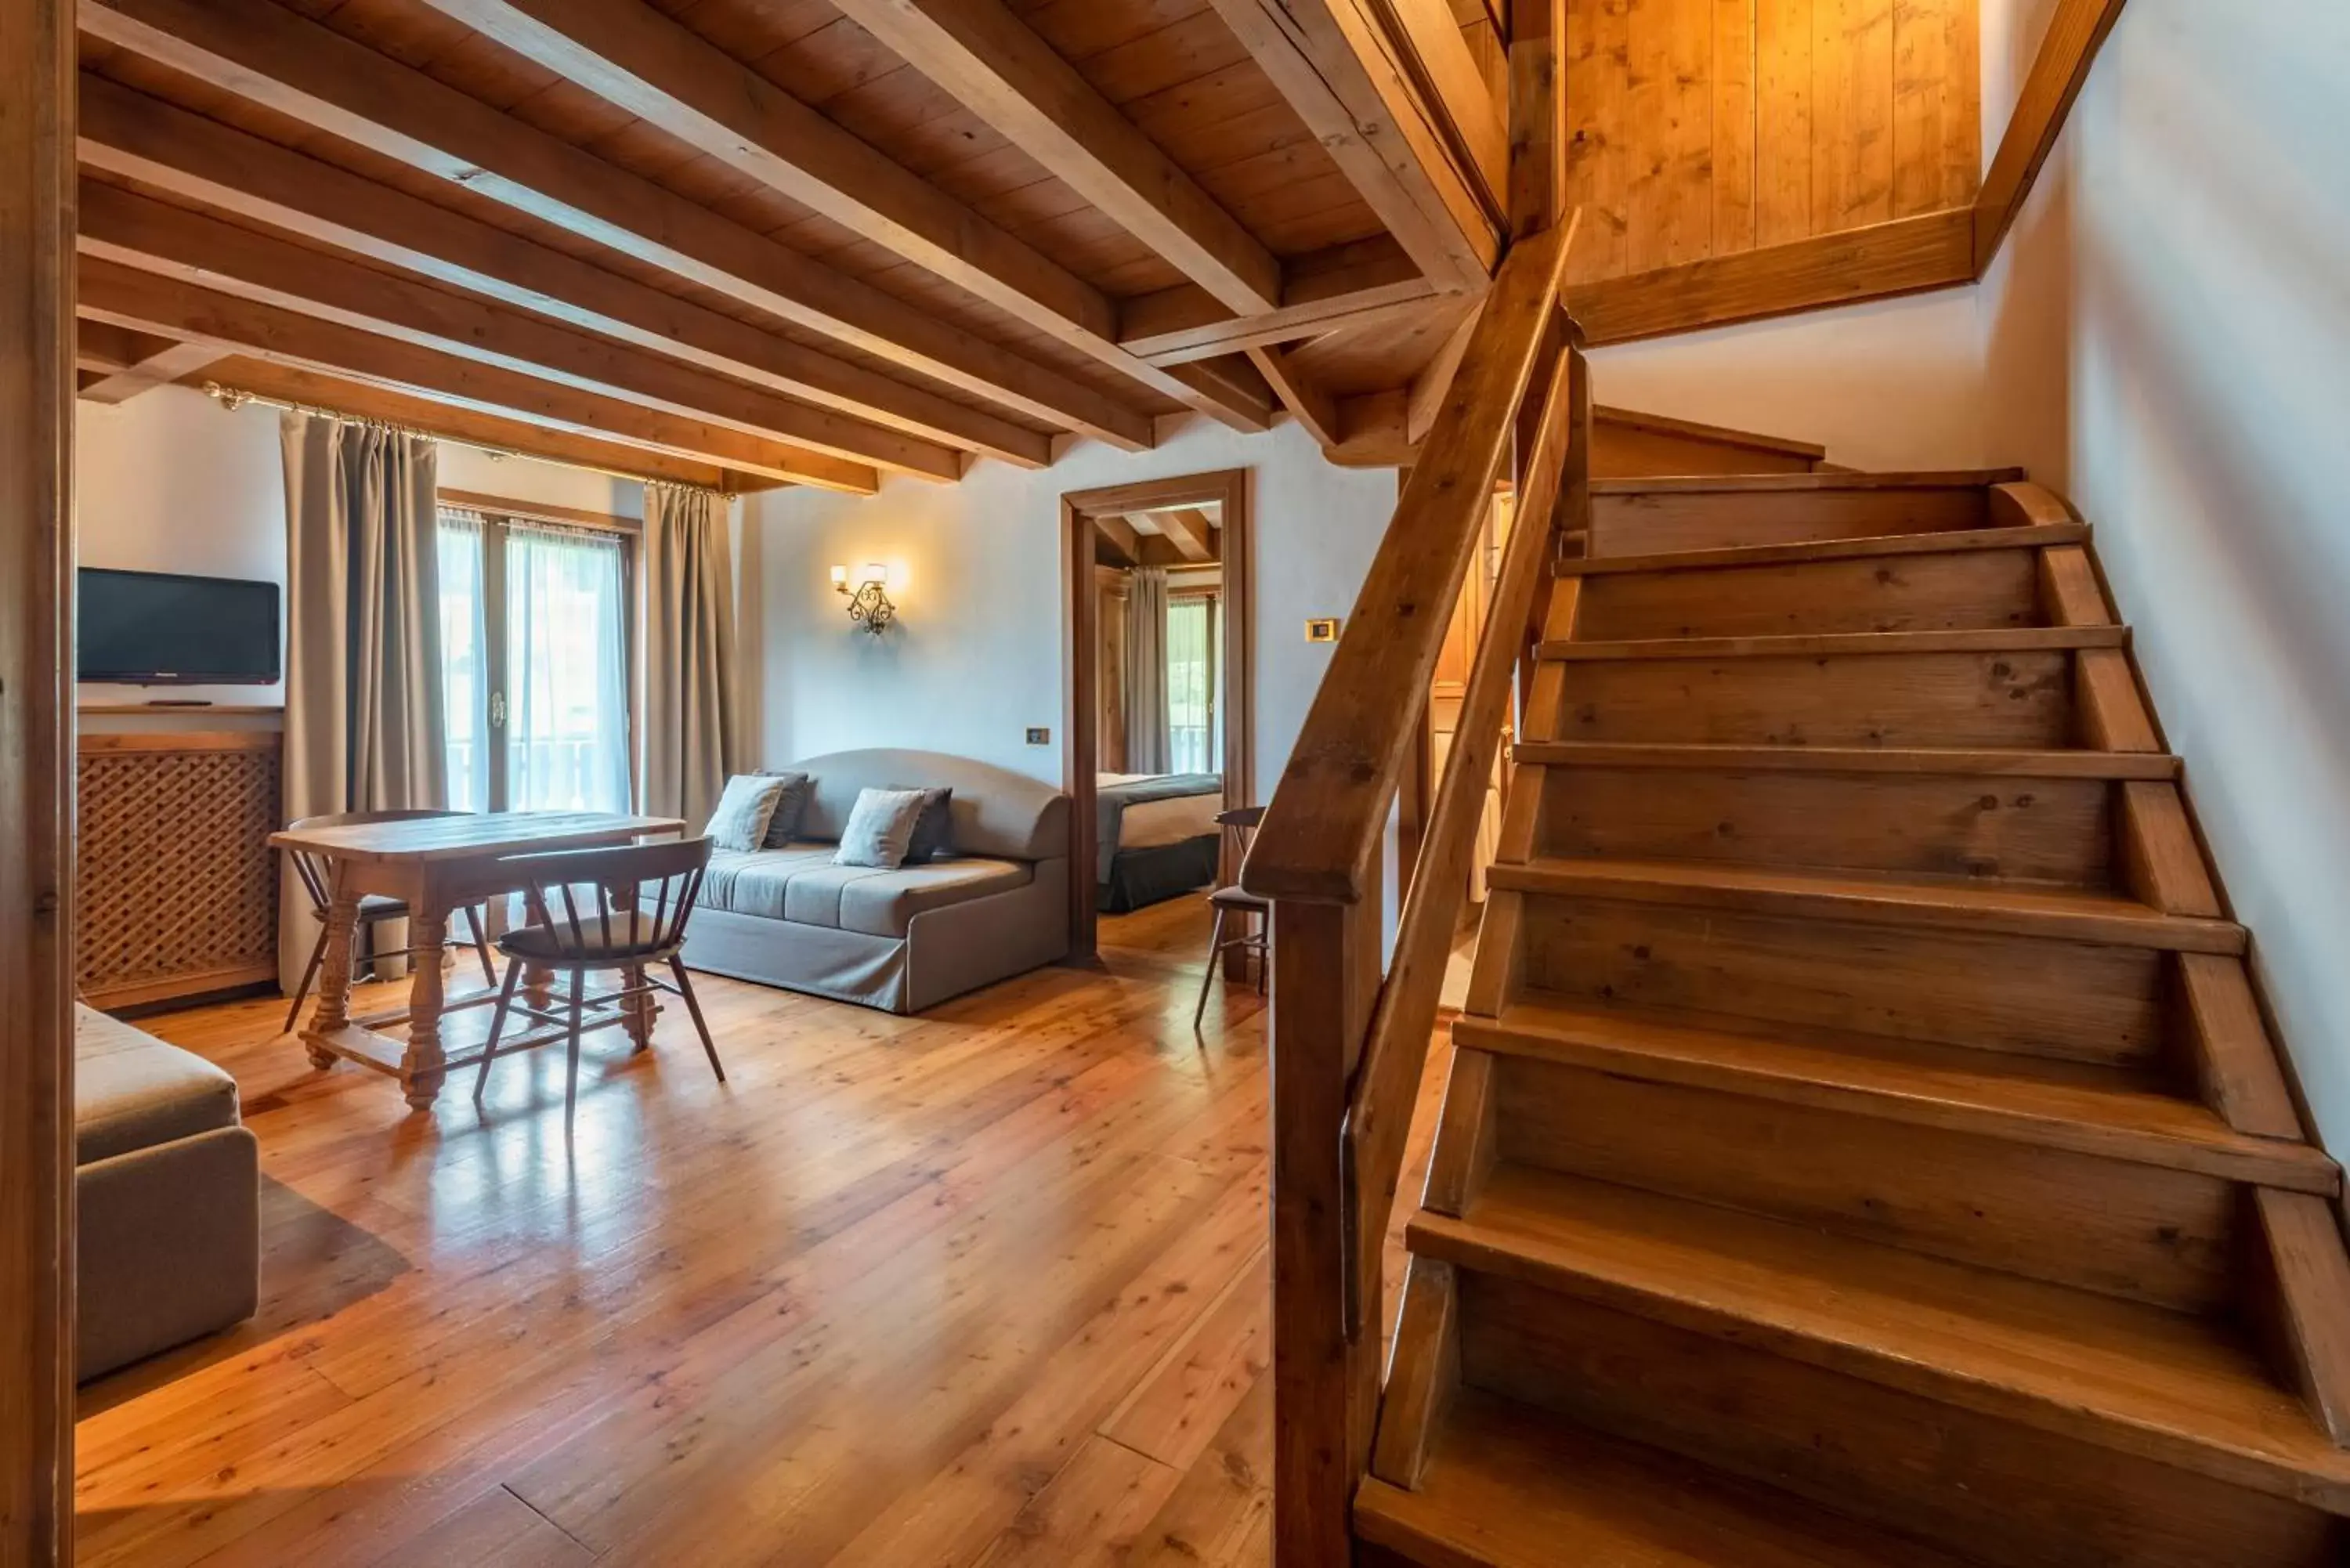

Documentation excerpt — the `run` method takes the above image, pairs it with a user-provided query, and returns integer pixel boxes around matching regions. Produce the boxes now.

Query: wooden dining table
[269,810,685,1111]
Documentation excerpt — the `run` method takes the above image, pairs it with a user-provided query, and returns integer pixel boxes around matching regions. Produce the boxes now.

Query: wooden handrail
[1252,207,1585,1568]
[1340,327,1587,1335]
[1241,214,1576,907]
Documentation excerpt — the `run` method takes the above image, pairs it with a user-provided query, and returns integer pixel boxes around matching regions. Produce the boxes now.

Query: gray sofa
[682,749,1072,1013]
[75,1005,260,1381]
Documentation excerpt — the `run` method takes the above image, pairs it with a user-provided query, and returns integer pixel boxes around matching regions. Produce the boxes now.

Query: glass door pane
[504,522,631,813]
[1167,594,1216,775]
[437,511,490,813]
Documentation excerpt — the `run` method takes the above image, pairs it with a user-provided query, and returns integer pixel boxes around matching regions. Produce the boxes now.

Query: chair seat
[356,893,410,921]
[497,913,672,964]
[1207,884,1269,914]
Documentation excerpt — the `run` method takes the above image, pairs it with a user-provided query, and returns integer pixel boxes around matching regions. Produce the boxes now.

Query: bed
[1097,771,1224,912]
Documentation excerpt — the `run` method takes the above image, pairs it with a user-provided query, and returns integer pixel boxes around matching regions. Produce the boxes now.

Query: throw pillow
[894,785,955,862]
[757,770,814,849]
[704,773,788,853]
[833,786,930,869]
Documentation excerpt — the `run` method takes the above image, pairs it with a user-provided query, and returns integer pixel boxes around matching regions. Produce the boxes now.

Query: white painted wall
[746,418,1398,800]
[1589,289,1998,473]
[1983,0,2350,1151]
[70,385,710,706]
[74,386,287,706]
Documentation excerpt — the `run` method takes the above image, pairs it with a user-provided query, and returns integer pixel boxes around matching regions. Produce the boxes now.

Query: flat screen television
[78,568,282,686]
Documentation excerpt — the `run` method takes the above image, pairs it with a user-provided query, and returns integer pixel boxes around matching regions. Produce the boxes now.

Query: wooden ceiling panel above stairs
[1360,475,2350,1566]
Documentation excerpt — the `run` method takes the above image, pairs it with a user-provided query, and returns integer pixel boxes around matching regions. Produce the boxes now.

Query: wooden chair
[284,808,498,1034]
[1192,806,1269,1031]
[472,836,724,1140]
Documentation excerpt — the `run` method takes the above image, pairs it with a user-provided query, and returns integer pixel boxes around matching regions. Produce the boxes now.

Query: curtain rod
[199,381,734,500]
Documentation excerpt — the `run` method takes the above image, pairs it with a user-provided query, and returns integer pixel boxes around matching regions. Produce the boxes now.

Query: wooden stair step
[1513,742,2180,780]
[1453,997,2338,1194]
[1488,855,2247,954]
[1541,626,2128,662]
[1355,1388,1979,1568]
[1591,468,2027,497]
[1555,522,2089,577]
[1412,1164,2350,1510]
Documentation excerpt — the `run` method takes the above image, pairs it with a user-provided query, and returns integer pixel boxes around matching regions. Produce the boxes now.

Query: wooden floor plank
[68,897,1361,1568]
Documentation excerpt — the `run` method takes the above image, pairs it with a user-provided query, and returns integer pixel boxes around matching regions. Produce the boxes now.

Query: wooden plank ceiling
[70,0,1515,490]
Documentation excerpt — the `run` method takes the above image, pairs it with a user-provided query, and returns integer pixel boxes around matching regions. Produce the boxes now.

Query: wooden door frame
[2,2,78,1559]
[1060,468,1253,962]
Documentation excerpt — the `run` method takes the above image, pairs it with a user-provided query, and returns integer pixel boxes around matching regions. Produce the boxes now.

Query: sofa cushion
[706,773,789,852]
[74,1006,241,1165]
[757,770,815,848]
[703,847,1031,938]
[794,749,1068,862]
[833,786,930,869]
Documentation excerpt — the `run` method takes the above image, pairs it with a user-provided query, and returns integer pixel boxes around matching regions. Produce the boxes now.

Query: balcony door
[438,504,634,815]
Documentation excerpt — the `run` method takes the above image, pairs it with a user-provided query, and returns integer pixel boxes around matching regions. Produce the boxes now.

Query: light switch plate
[1305,617,1341,643]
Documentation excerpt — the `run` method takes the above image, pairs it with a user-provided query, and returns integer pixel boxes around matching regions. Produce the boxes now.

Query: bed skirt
[1099,833,1220,914]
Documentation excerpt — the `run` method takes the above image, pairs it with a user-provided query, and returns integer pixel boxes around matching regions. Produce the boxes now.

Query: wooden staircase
[1352,471,2350,1566]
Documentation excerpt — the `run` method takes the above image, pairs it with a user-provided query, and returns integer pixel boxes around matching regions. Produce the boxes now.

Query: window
[1166,591,1218,775]
[438,506,633,815]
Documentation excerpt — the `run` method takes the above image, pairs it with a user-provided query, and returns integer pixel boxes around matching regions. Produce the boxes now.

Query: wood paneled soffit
[75,0,1159,450]
[1206,0,1506,289]
[77,257,883,493]
[397,0,1272,432]
[74,176,952,482]
[828,0,1284,316]
[74,76,1050,468]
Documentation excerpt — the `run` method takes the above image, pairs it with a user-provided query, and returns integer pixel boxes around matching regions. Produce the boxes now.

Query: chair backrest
[286,808,474,910]
[1214,806,1264,888]
[499,836,714,958]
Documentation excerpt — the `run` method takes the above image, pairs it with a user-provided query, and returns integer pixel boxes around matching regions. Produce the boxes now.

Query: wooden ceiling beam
[76,76,1050,469]
[74,317,174,372]
[77,0,1152,451]
[1246,345,1341,448]
[183,355,755,490]
[1206,0,1502,290]
[405,0,1271,432]
[77,258,880,493]
[1163,357,1278,433]
[77,335,221,404]
[1094,513,1144,569]
[77,176,958,480]
[1119,236,1448,365]
[831,0,1281,315]
[1156,508,1217,563]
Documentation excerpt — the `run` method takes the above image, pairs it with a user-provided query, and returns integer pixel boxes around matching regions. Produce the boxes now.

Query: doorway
[1060,470,1253,961]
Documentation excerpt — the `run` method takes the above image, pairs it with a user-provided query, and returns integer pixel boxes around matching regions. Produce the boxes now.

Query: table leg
[306,877,363,1071]
[400,905,450,1111]
[611,882,660,1053]
[521,889,556,1016]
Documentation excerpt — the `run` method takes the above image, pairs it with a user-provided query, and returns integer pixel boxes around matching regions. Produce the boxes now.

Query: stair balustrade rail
[1240,212,1588,1566]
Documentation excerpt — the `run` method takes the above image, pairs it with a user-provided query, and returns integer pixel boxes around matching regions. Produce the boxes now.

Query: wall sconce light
[832,561,896,634]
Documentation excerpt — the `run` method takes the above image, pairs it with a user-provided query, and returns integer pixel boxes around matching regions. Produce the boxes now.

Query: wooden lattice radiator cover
[77,731,281,1009]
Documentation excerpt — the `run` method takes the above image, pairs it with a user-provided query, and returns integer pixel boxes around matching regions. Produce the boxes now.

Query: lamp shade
[859,562,890,589]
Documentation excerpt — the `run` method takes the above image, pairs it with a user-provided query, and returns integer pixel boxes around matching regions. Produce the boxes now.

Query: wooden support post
[0,1,77,1559]
[1270,894,1383,1566]
[1507,0,1567,239]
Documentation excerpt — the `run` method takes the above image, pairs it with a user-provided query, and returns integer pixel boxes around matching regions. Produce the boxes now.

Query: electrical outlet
[1305,617,1341,643]
[1025,726,1050,745]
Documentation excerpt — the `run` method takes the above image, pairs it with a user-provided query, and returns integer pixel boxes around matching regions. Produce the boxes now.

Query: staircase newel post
[1270,891,1383,1567]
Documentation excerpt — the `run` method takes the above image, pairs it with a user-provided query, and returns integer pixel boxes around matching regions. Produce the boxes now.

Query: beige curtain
[1123,565,1170,774]
[638,481,738,828]
[277,414,445,991]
